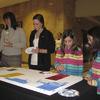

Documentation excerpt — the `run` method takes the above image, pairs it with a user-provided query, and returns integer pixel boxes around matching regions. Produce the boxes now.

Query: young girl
[54,29,83,76]
[84,26,100,95]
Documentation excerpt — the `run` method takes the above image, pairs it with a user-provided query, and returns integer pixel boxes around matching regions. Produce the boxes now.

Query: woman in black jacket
[28,14,55,71]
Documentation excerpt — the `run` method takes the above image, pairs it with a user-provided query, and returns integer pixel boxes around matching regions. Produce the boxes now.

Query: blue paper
[6,78,28,84]
[38,82,65,91]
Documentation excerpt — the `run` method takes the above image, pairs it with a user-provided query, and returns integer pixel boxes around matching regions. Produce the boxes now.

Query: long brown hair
[88,26,100,59]
[60,29,77,56]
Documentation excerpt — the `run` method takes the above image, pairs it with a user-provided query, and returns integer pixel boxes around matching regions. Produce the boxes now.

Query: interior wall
[75,0,100,17]
[64,0,76,29]
[0,0,75,63]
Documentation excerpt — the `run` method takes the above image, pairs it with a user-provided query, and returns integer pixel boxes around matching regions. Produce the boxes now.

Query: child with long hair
[84,26,100,95]
[54,29,83,76]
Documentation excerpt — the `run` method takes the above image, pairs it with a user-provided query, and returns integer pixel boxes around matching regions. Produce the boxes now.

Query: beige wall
[64,0,76,29]
[75,0,100,17]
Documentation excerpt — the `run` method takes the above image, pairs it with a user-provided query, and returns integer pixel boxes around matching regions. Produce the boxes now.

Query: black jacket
[28,28,55,71]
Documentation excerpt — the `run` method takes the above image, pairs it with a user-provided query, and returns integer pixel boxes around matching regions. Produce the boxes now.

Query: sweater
[87,51,100,95]
[0,27,26,55]
[54,47,83,76]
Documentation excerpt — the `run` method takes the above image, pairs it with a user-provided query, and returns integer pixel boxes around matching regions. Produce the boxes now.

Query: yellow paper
[0,73,24,77]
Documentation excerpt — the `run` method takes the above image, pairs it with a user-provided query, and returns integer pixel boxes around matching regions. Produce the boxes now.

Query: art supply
[58,88,79,97]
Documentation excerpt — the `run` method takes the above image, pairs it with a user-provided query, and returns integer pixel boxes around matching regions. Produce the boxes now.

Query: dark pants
[0,54,21,67]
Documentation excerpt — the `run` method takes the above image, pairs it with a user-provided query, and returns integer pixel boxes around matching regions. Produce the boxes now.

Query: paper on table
[37,82,67,91]
[0,73,24,77]
[46,74,68,80]
[6,78,28,84]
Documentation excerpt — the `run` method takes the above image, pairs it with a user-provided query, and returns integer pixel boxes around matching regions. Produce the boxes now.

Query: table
[0,67,83,95]
[0,80,100,100]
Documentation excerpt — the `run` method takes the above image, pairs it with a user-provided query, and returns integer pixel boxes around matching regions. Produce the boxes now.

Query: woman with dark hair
[3,12,18,30]
[27,14,55,71]
[54,29,83,76]
[0,12,26,67]
[84,26,100,95]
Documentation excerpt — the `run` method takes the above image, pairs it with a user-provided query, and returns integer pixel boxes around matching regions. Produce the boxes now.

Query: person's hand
[39,48,47,53]
[31,47,39,53]
[87,78,92,86]
[4,41,13,47]
[84,77,89,81]
[56,65,64,72]
[84,77,92,86]
[31,47,47,54]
